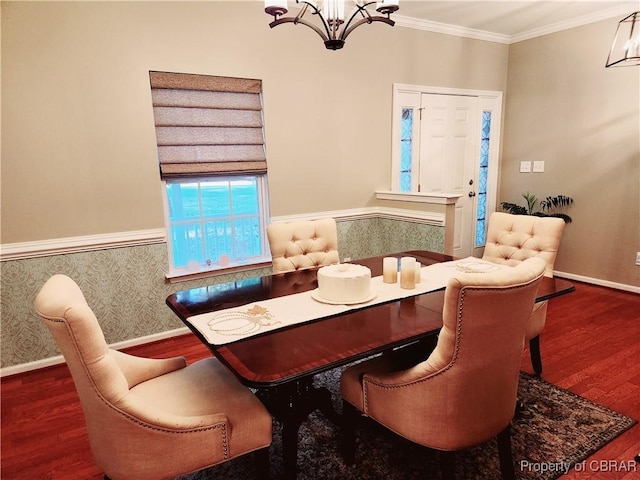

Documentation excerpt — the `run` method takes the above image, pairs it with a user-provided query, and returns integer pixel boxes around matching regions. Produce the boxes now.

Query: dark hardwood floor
[1,281,638,479]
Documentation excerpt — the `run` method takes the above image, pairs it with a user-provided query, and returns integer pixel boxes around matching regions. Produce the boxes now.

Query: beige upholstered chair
[266,218,340,274]
[482,212,565,374]
[340,257,546,480]
[34,275,272,480]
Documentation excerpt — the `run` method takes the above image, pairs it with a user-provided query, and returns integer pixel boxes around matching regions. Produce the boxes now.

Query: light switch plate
[520,161,531,173]
[533,160,545,172]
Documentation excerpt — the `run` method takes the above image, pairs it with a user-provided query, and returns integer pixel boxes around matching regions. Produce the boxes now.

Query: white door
[419,94,479,258]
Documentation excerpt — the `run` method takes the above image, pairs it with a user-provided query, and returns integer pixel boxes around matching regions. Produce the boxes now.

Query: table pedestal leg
[257,376,341,480]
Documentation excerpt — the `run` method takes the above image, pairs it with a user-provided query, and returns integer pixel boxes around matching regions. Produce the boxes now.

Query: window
[150,72,271,276]
[391,90,421,193]
[475,111,492,247]
[400,108,414,192]
[165,176,269,271]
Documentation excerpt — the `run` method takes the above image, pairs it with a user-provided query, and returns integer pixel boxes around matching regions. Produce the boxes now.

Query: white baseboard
[0,327,191,378]
[554,270,640,294]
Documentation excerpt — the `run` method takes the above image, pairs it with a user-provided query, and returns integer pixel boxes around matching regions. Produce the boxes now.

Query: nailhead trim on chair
[222,424,229,459]
[49,318,231,437]
[268,218,339,274]
[362,283,533,411]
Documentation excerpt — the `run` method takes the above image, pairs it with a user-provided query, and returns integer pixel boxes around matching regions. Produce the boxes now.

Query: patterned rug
[181,369,636,480]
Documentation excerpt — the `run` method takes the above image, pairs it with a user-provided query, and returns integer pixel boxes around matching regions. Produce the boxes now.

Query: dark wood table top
[166,250,575,388]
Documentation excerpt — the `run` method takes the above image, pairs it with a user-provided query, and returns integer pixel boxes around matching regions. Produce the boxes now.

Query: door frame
[392,84,503,256]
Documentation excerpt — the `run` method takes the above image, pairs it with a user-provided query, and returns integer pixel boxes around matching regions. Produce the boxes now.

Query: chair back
[482,212,565,277]
[267,218,339,273]
[427,257,545,448]
[34,274,130,405]
[33,275,185,474]
[361,257,546,451]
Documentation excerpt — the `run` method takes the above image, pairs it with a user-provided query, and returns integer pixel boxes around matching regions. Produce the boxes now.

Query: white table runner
[186,257,501,345]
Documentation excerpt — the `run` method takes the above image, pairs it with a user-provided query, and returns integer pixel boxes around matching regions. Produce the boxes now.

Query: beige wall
[2,1,638,287]
[1,1,507,243]
[502,17,640,287]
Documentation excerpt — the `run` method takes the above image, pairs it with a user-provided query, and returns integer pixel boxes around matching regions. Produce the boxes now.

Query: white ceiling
[394,1,639,42]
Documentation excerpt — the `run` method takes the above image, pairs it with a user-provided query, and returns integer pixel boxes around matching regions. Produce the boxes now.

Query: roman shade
[149,71,267,178]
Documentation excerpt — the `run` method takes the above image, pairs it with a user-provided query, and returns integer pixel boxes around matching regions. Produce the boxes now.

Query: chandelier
[605,11,640,67]
[264,1,400,50]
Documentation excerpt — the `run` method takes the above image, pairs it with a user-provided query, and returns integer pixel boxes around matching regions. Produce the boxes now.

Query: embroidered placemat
[186,258,500,345]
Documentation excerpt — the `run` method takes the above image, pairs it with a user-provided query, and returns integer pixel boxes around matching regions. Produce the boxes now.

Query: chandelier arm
[341,3,371,37]
[298,0,333,41]
[340,16,395,41]
[629,12,638,45]
[269,16,330,42]
[264,0,399,50]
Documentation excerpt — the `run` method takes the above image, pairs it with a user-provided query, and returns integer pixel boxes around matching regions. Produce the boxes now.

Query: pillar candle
[383,257,398,283]
[415,262,421,283]
[400,257,416,289]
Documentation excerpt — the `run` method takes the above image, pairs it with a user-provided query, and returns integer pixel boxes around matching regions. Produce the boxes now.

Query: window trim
[149,71,272,279]
[391,84,502,192]
[389,84,503,255]
[161,175,272,281]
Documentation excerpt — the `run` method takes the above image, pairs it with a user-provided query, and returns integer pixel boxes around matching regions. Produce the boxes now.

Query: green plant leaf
[522,191,538,214]
[501,202,528,215]
[501,193,573,223]
[549,213,573,223]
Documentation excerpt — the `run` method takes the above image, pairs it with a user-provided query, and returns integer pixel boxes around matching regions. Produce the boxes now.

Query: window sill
[166,258,272,283]
[375,190,463,205]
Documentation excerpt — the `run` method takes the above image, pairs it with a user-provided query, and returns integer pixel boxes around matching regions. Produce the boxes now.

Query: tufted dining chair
[266,218,340,274]
[34,274,272,480]
[340,257,546,480]
[482,212,565,375]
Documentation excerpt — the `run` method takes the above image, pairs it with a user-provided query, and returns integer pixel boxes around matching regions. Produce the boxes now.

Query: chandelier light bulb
[606,11,640,67]
[264,0,288,17]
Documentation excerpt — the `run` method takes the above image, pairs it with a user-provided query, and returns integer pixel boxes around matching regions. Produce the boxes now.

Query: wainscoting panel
[0,217,443,370]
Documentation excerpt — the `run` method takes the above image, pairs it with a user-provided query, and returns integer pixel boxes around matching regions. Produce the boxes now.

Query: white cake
[317,263,372,303]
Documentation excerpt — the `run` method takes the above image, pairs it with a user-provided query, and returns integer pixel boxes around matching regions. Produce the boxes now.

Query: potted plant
[501,192,574,223]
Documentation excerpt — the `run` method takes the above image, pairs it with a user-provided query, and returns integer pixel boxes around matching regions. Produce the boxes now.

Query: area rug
[180,369,636,480]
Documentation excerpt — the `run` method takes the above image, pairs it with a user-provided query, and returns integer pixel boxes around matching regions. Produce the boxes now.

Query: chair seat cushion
[341,341,439,412]
[130,357,271,455]
[341,354,397,412]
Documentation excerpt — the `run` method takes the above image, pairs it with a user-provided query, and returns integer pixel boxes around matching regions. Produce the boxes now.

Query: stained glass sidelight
[475,111,491,247]
[400,108,413,192]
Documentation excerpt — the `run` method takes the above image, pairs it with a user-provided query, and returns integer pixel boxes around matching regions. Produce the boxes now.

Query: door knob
[468,191,476,197]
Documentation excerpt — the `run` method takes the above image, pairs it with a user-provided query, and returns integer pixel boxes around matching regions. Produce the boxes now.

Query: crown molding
[394,14,511,44]
[396,4,637,45]
[510,4,637,43]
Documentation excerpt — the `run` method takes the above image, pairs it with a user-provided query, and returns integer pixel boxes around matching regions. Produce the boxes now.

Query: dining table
[165,250,575,479]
